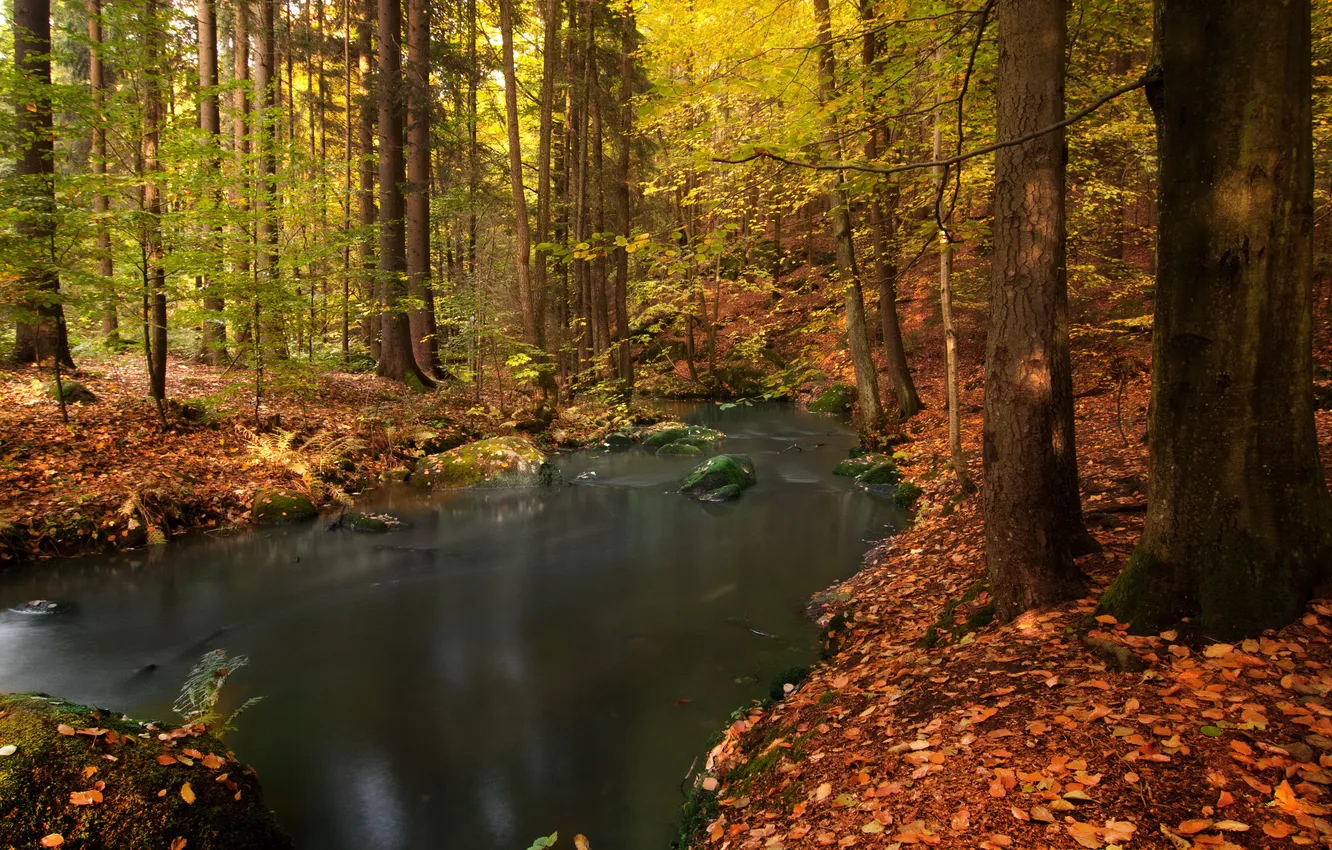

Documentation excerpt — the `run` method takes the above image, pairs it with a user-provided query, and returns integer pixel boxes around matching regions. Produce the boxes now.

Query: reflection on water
[0,403,902,849]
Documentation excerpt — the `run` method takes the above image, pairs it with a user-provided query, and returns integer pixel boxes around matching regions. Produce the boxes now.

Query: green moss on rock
[853,463,902,494]
[893,480,923,510]
[0,693,292,849]
[250,490,316,524]
[345,512,389,533]
[414,436,552,490]
[681,454,756,501]
[832,453,893,477]
[656,442,704,457]
[639,422,726,452]
[808,383,855,414]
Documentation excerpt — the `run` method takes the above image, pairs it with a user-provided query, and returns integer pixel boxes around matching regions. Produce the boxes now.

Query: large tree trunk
[611,2,634,391]
[1100,0,1332,638]
[144,0,168,400]
[89,0,118,345]
[374,0,430,385]
[357,0,379,358]
[811,0,884,434]
[498,0,538,346]
[405,0,438,375]
[983,0,1088,621]
[199,0,227,364]
[12,0,73,368]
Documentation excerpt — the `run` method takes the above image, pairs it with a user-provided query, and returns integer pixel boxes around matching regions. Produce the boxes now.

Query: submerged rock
[414,435,557,490]
[808,383,855,414]
[0,693,292,849]
[601,431,635,452]
[250,490,317,524]
[331,511,402,533]
[44,380,97,405]
[638,422,725,453]
[681,454,757,501]
[8,600,68,616]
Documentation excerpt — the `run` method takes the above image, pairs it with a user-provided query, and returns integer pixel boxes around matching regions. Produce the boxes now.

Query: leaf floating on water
[0,745,15,756]
[40,834,64,847]
[180,782,196,804]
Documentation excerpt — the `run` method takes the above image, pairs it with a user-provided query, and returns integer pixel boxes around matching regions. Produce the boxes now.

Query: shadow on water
[0,402,903,849]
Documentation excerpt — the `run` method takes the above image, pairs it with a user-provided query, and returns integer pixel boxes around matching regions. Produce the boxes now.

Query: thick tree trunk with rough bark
[405,0,438,375]
[199,0,226,364]
[811,0,884,434]
[1100,0,1332,639]
[12,0,73,367]
[498,0,538,346]
[984,0,1088,621]
[374,0,429,385]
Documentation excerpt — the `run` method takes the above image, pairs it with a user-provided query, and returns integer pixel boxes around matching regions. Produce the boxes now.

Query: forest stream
[0,403,902,849]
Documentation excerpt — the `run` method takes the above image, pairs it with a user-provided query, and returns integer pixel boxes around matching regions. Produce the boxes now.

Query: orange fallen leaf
[40,835,64,848]
[157,755,178,766]
[1263,821,1294,838]
[82,766,98,779]
[69,789,103,806]
[56,724,74,737]
[201,754,225,770]
[1216,791,1234,809]
[180,782,196,804]
[182,748,203,760]
[1177,820,1213,835]
[1067,822,1101,849]
[573,835,589,850]
[170,838,187,850]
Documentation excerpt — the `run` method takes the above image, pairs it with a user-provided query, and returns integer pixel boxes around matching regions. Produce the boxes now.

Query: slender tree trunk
[466,0,479,277]
[375,0,430,385]
[611,2,634,390]
[254,0,280,358]
[357,0,379,358]
[1101,0,1332,638]
[590,62,611,362]
[231,0,251,347]
[342,0,352,361]
[811,0,884,434]
[12,0,73,367]
[406,0,438,374]
[534,0,561,353]
[861,0,919,420]
[145,0,167,400]
[498,0,538,345]
[89,0,118,345]
[199,0,227,364]
[934,72,969,488]
[984,0,1088,622]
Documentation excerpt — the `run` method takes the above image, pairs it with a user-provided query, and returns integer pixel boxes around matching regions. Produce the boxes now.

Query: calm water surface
[0,403,901,849]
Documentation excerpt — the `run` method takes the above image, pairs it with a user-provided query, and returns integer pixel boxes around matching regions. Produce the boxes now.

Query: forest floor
[687,253,1332,849]
[0,354,625,565]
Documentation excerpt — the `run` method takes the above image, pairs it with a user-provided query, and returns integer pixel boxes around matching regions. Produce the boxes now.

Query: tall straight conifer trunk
[144,0,168,401]
[811,0,884,434]
[89,0,117,344]
[406,0,438,375]
[199,0,227,364]
[1100,0,1332,638]
[356,0,379,358]
[984,0,1089,621]
[498,0,538,346]
[374,0,430,385]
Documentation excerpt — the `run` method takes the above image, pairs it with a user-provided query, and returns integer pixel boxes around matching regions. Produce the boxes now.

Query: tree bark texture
[406,0,438,374]
[499,0,538,346]
[199,0,227,364]
[357,0,379,357]
[984,0,1087,621]
[89,0,118,343]
[1100,0,1332,638]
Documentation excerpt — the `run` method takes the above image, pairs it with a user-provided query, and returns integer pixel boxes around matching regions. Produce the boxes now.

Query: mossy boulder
[250,490,316,524]
[45,380,98,405]
[832,453,893,477]
[853,462,903,495]
[639,422,725,453]
[602,431,635,452]
[414,435,556,490]
[342,512,395,533]
[894,480,924,510]
[0,693,292,850]
[808,383,855,414]
[656,441,704,457]
[680,454,756,501]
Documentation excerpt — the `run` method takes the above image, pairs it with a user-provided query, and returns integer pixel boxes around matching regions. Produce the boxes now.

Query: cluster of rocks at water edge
[832,450,922,509]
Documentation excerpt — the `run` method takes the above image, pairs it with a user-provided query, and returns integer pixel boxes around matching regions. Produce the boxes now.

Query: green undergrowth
[919,580,995,648]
